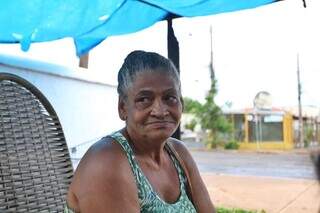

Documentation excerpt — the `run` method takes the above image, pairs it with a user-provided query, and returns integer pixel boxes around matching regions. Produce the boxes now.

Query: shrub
[224,141,240,150]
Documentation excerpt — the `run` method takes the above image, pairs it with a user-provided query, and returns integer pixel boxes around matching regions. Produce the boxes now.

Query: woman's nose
[150,100,169,117]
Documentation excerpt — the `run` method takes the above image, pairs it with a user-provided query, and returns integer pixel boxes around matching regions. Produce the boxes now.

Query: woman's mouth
[145,121,175,128]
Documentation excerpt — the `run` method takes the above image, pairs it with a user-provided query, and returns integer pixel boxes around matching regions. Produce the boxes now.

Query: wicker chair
[0,73,74,212]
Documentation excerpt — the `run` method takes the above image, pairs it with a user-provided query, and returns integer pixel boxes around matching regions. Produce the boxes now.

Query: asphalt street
[190,150,317,180]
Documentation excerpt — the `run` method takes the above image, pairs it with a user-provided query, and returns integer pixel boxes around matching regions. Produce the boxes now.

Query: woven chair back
[0,73,73,212]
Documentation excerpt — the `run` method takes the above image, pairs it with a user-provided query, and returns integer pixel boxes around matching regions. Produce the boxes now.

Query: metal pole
[167,17,180,140]
[258,114,262,148]
[254,111,260,150]
[209,25,215,81]
[79,53,89,69]
[297,54,304,147]
[167,18,180,73]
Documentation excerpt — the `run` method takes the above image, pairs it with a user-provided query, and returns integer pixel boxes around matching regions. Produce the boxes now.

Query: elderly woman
[66,50,215,212]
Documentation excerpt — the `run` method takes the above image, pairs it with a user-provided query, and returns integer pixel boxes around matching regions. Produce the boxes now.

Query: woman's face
[119,71,182,142]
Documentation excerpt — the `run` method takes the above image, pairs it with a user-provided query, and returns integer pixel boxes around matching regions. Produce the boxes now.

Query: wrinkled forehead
[119,68,181,100]
[130,70,181,91]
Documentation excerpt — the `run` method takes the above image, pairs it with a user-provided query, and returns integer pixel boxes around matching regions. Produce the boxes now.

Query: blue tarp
[0,0,276,56]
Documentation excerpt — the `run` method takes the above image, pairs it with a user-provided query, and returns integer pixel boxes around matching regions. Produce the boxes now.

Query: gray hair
[117,50,181,99]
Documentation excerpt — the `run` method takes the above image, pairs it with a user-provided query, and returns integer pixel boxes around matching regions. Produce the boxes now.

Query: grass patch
[216,206,266,213]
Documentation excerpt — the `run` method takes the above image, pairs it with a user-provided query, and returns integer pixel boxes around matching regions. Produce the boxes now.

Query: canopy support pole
[79,53,89,68]
[167,17,181,140]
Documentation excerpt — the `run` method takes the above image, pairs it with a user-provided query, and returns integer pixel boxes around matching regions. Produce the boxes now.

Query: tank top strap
[164,143,187,193]
[109,131,152,197]
[109,131,135,160]
[109,132,142,182]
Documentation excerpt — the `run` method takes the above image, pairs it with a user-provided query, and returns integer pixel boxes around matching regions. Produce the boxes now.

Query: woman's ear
[118,97,127,121]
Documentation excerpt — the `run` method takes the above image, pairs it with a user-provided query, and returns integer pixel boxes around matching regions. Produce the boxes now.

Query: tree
[183,97,202,114]
[198,80,231,148]
[183,24,231,148]
[183,80,231,148]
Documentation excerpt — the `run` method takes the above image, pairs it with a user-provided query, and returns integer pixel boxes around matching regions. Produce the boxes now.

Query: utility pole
[302,0,306,8]
[209,25,215,82]
[297,54,304,147]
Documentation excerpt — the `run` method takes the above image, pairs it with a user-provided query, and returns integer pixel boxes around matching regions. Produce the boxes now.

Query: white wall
[0,54,124,162]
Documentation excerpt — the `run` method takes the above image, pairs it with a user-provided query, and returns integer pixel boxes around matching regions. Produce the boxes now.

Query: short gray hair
[117,50,181,99]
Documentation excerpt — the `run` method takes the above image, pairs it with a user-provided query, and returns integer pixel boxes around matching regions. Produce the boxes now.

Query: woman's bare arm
[67,139,140,213]
[170,138,216,213]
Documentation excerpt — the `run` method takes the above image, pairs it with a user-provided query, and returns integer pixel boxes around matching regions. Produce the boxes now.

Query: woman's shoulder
[167,137,189,153]
[67,134,140,211]
[70,134,133,191]
[167,137,196,170]
[80,135,125,166]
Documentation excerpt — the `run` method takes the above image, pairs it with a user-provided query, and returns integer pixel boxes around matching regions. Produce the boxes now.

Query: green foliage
[183,97,202,113]
[224,141,240,150]
[199,80,231,148]
[184,119,197,131]
[183,80,232,149]
[216,207,266,213]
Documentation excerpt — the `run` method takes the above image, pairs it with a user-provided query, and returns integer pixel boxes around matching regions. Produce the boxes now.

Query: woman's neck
[121,128,168,165]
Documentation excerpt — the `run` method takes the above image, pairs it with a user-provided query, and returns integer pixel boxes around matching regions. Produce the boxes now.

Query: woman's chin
[145,129,176,141]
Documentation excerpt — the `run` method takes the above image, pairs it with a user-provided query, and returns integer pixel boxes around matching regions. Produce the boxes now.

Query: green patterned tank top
[110,132,197,213]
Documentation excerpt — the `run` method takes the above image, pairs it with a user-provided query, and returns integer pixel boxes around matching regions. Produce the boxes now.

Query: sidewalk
[201,173,319,213]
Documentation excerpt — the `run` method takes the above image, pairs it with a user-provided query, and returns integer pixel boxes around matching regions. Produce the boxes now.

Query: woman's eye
[165,96,179,105]
[135,97,152,109]
[137,97,150,103]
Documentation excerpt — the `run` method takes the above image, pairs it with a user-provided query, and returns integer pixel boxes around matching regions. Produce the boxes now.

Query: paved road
[190,150,317,180]
[71,140,317,180]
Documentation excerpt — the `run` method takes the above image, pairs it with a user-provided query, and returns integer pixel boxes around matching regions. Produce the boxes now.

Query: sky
[1,0,319,112]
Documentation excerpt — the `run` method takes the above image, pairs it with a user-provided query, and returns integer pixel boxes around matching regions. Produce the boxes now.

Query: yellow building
[225,109,294,150]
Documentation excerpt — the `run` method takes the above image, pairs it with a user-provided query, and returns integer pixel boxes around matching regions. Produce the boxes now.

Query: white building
[0,54,124,166]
